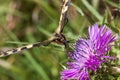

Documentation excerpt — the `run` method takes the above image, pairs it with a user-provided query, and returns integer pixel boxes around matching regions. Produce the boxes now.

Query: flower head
[61,24,118,80]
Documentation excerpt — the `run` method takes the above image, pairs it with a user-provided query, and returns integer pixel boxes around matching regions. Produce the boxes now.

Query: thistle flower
[61,24,118,80]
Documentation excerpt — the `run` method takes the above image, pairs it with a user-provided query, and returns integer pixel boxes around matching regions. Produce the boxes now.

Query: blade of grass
[105,0,120,9]
[81,0,103,21]
[24,51,50,80]
[6,41,29,45]
[25,31,50,80]
[71,3,84,16]
[37,25,52,37]
[30,0,56,21]
[3,26,50,80]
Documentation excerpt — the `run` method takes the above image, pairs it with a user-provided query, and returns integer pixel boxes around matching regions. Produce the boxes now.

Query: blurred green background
[0,0,120,80]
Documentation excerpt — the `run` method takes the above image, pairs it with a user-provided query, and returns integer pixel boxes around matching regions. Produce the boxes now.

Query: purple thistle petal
[61,24,118,80]
[61,69,80,80]
[89,24,118,54]
[78,68,89,80]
